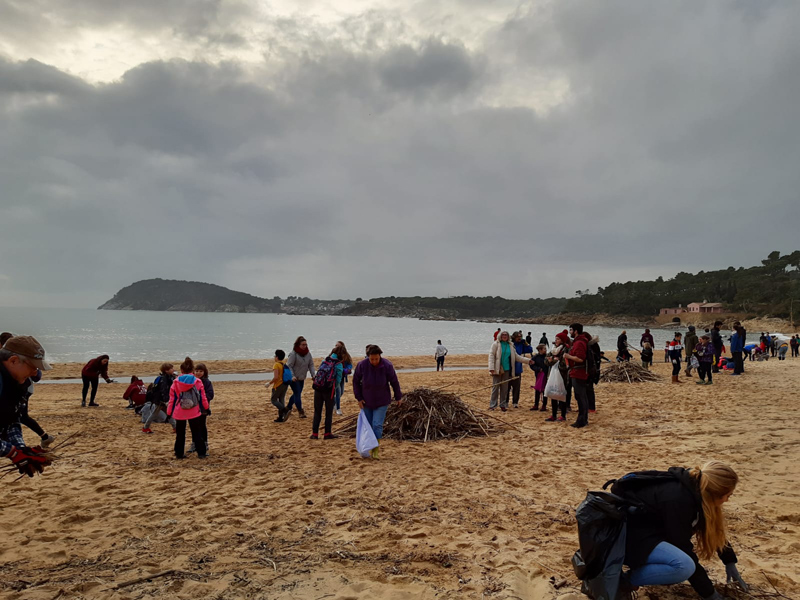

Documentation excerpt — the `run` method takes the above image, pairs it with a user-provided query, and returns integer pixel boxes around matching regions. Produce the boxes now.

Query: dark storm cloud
[1,1,799,307]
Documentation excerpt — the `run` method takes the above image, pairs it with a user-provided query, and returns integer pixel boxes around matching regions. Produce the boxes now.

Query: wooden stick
[460,376,521,397]
[110,569,177,590]
[428,382,456,393]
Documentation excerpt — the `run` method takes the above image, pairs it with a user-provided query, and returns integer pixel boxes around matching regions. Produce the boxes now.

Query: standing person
[191,363,214,454]
[585,332,601,414]
[601,461,747,600]
[564,323,590,428]
[711,321,723,372]
[539,332,550,348]
[507,332,533,408]
[664,341,671,363]
[771,336,779,358]
[529,344,549,411]
[544,331,571,422]
[790,335,799,358]
[81,354,114,407]
[696,335,714,385]
[123,376,148,409]
[488,331,530,412]
[525,332,533,346]
[0,336,54,478]
[142,363,176,434]
[435,340,448,372]
[353,345,403,459]
[268,350,291,423]
[730,323,744,376]
[309,348,343,440]
[640,329,655,349]
[493,328,501,340]
[332,341,353,416]
[617,331,629,362]
[684,326,699,378]
[765,333,773,357]
[669,332,684,384]
[285,336,315,419]
[166,357,209,460]
[641,343,654,369]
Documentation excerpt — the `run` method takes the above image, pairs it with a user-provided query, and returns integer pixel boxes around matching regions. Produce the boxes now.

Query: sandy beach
[2,354,799,600]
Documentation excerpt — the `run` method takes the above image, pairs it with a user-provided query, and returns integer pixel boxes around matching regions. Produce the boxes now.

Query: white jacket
[488,340,530,373]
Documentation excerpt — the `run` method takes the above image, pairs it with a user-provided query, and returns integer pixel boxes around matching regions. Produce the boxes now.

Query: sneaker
[81,402,86,407]
[187,444,196,454]
[298,409,307,419]
[172,427,177,434]
[282,409,292,422]
[589,410,597,414]
[539,406,548,412]
[336,409,343,416]
[125,404,135,410]
[323,433,339,440]
[40,434,57,448]
[545,416,557,422]
[309,433,319,439]
[371,447,380,460]
[500,407,507,412]
[198,454,207,460]
[705,381,713,385]
[88,402,100,407]
[696,380,706,385]
[142,428,153,434]
[512,404,520,409]
[557,416,566,422]
[530,406,539,411]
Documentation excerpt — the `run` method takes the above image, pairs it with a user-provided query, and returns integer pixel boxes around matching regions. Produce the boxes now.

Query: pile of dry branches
[599,362,660,383]
[333,386,509,442]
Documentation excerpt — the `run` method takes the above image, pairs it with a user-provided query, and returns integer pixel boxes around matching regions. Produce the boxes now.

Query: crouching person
[167,357,209,460]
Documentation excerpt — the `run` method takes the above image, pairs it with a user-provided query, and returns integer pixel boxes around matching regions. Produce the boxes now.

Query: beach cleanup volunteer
[353,345,402,459]
[564,323,590,428]
[0,336,53,477]
[81,354,114,406]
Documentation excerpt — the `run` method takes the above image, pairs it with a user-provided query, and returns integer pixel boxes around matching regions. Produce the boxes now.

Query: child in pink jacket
[167,357,209,459]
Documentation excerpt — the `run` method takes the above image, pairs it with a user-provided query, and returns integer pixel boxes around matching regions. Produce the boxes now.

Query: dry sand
[2,355,799,600]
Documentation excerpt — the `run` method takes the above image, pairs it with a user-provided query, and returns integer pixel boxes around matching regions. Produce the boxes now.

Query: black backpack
[603,469,678,498]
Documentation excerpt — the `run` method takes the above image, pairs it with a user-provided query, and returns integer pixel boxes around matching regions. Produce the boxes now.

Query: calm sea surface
[0,307,686,363]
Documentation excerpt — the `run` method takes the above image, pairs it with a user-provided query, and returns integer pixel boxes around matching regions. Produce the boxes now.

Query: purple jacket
[697,342,715,363]
[353,358,402,409]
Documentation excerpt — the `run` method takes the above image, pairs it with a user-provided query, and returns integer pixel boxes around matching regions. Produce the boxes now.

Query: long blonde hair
[689,461,738,560]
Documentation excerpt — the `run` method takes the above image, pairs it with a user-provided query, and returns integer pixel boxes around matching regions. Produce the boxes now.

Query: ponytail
[180,356,194,374]
[689,461,738,560]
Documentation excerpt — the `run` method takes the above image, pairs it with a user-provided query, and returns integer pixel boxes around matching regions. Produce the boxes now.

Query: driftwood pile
[599,362,660,383]
[0,432,85,481]
[333,386,508,442]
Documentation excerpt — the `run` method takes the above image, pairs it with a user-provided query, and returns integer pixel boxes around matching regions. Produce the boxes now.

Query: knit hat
[688,325,696,331]
[555,330,570,344]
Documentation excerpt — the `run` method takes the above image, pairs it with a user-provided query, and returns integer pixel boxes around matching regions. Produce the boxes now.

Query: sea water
[0,307,689,363]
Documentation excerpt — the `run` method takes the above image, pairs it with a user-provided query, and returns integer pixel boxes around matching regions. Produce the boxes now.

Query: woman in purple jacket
[353,345,403,459]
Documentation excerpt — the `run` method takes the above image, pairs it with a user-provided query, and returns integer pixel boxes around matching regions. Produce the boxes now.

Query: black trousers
[587,381,596,411]
[571,378,589,426]
[175,417,206,458]
[671,359,682,376]
[697,362,713,382]
[313,386,335,435]
[197,413,208,451]
[792,346,799,357]
[534,390,547,409]
[712,347,722,372]
[551,398,566,419]
[81,375,99,403]
[436,356,445,371]
[732,351,744,374]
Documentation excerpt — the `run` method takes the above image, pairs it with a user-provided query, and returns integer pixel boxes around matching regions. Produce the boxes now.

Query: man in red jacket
[565,323,591,429]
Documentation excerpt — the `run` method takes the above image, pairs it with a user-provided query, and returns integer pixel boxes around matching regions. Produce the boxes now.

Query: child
[640,342,653,370]
[664,341,670,363]
[544,331,570,422]
[191,363,214,454]
[123,375,148,409]
[696,335,714,385]
[310,348,343,440]
[142,363,176,434]
[167,357,209,460]
[669,332,684,384]
[333,341,353,416]
[528,344,549,411]
[268,350,291,423]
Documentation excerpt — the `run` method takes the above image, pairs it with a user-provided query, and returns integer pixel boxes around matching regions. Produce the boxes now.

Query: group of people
[488,324,600,428]
[268,339,402,458]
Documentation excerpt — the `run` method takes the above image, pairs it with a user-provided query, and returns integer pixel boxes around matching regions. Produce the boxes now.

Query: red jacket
[123,379,148,405]
[82,356,110,380]
[567,333,590,380]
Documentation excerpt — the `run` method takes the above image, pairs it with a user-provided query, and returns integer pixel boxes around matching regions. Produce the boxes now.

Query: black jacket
[711,327,723,351]
[153,373,175,406]
[0,363,27,431]
[528,353,549,376]
[621,467,737,598]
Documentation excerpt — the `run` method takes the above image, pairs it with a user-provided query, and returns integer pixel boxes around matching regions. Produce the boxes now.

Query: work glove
[672,359,678,364]
[205,408,212,417]
[725,563,748,591]
[7,446,50,477]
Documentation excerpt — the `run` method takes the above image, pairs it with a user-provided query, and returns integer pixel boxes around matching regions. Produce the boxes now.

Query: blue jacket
[513,341,533,375]
[730,331,744,353]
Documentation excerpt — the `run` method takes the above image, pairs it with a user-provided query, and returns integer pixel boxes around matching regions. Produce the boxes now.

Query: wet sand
[2,355,799,599]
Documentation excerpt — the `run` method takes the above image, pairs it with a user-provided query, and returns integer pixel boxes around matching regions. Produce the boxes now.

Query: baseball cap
[2,335,52,371]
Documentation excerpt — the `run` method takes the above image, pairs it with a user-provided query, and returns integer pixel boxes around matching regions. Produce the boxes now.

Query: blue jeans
[361,405,389,439]
[629,542,696,587]
[334,381,343,410]
[286,380,304,411]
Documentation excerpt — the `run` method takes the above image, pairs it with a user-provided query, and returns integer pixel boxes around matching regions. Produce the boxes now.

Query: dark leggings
[313,386,335,435]
[81,375,99,404]
[551,398,567,419]
[671,359,681,376]
[197,413,208,451]
[534,390,547,409]
[175,417,206,458]
[697,362,713,383]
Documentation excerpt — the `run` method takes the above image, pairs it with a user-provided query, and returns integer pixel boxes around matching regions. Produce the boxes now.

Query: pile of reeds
[333,387,508,442]
[599,362,660,383]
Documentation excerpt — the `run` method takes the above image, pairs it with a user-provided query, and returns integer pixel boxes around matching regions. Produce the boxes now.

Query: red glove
[7,446,50,477]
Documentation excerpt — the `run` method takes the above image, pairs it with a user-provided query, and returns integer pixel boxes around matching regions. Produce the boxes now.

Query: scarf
[294,346,309,357]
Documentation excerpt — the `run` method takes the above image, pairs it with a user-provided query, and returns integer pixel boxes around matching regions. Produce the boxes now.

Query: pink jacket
[167,374,209,420]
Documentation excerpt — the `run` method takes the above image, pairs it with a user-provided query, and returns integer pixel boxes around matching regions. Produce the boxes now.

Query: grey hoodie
[286,351,316,381]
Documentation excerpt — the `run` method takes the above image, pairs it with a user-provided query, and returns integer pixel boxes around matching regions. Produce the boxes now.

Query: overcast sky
[1,0,799,308]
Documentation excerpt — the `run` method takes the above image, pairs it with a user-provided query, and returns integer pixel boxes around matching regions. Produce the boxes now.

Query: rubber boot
[672,375,682,384]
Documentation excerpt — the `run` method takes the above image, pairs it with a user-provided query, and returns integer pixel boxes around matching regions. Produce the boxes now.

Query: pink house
[661,301,724,315]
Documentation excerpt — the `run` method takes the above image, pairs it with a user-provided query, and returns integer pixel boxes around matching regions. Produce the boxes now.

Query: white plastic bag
[689,356,699,369]
[544,366,567,401]
[356,410,379,458]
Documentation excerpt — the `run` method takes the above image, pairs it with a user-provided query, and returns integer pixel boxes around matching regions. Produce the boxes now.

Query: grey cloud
[1,2,800,308]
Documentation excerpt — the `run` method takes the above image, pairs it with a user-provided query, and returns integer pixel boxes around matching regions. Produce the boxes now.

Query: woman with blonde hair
[610,461,747,599]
